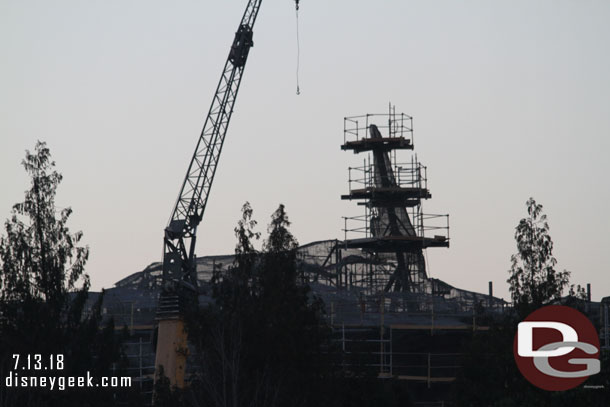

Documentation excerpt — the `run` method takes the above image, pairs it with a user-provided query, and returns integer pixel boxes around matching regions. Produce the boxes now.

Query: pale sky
[1,0,609,301]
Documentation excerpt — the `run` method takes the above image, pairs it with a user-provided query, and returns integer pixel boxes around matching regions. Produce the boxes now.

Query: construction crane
[154,0,264,389]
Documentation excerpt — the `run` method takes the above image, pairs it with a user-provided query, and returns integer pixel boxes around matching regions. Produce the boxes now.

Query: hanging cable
[295,0,301,95]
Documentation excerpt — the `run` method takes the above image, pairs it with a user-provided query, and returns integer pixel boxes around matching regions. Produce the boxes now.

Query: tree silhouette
[0,142,128,407]
[0,141,89,305]
[507,197,570,317]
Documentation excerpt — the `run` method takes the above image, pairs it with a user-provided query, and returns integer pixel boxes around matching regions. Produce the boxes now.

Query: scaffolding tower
[341,105,449,294]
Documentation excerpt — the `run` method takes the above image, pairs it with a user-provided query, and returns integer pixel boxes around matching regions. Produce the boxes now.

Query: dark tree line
[0,142,131,407]
[3,143,605,406]
[1,143,411,407]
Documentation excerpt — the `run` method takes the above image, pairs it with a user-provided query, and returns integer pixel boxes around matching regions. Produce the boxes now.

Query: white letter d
[518,321,577,357]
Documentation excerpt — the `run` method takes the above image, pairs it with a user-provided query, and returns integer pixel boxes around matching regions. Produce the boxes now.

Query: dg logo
[513,305,601,391]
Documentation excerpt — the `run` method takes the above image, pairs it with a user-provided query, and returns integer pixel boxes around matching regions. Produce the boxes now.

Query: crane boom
[163,0,262,293]
[154,0,263,391]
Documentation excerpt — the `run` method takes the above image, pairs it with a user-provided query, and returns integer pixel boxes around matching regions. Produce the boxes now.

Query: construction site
[91,97,610,405]
[94,96,609,403]
[2,1,609,406]
[76,1,610,406]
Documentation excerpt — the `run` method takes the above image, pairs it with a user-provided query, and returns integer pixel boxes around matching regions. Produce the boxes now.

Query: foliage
[453,197,607,406]
[175,203,419,407]
[507,198,570,317]
[0,142,89,305]
[0,142,128,406]
[185,203,332,407]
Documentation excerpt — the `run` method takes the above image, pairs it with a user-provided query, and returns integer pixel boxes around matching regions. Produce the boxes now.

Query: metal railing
[346,160,428,193]
[342,212,449,242]
[344,110,414,144]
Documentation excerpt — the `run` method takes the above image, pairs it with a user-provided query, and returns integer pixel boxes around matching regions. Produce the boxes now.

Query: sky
[1,0,609,301]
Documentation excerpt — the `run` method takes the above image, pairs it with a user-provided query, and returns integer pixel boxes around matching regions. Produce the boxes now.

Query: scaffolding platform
[342,186,431,204]
[342,136,413,153]
[343,235,449,251]
[343,110,414,152]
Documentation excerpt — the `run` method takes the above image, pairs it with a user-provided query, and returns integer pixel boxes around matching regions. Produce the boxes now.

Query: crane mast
[161,0,262,296]
[154,0,263,389]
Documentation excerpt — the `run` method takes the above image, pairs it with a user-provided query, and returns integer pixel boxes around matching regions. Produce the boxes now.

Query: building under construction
[91,107,520,404]
[75,2,608,405]
[87,102,610,406]
[87,103,610,407]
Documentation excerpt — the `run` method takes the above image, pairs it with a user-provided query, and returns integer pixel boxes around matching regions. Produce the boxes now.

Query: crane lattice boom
[162,0,263,294]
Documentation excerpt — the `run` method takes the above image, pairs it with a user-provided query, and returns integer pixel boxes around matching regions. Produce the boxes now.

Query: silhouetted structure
[94,106,511,405]
[340,106,449,294]
[155,0,263,390]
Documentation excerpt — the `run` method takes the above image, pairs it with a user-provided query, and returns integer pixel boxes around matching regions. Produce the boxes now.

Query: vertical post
[348,167,351,191]
[388,102,392,137]
[603,304,610,349]
[336,242,342,290]
[139,337,143,390]
[130,302,134,334]
[330,301,335,328]
[380,294,385,375]
[411,115,415,146]
[342,323,345,352]
[390,326,393,376]
[427,352,431,389]
[430,299,434,336]
[488,281,493,309]
[369,261,373,293]
[414,157,418,187]
[338,242,342,288]
[472,306,476,332]
[424,165,428,191]
[586,283,591,313]
[338,261,342,289]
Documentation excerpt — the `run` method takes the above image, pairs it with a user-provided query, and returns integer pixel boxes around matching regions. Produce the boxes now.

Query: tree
[259,204,301,324]
[0,142,127,407]
[452,198,606,407]
[171,203,418,406]
[186,203,334,407]
[0,141,89,305]
[507,198,570,317]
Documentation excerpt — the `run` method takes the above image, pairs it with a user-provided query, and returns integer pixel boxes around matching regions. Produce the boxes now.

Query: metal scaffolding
[341,105,449,293]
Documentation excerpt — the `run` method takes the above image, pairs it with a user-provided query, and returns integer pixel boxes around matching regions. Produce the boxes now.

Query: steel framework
[154,0,263,391]
[341,105,449,293]
[161,0,262,303]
